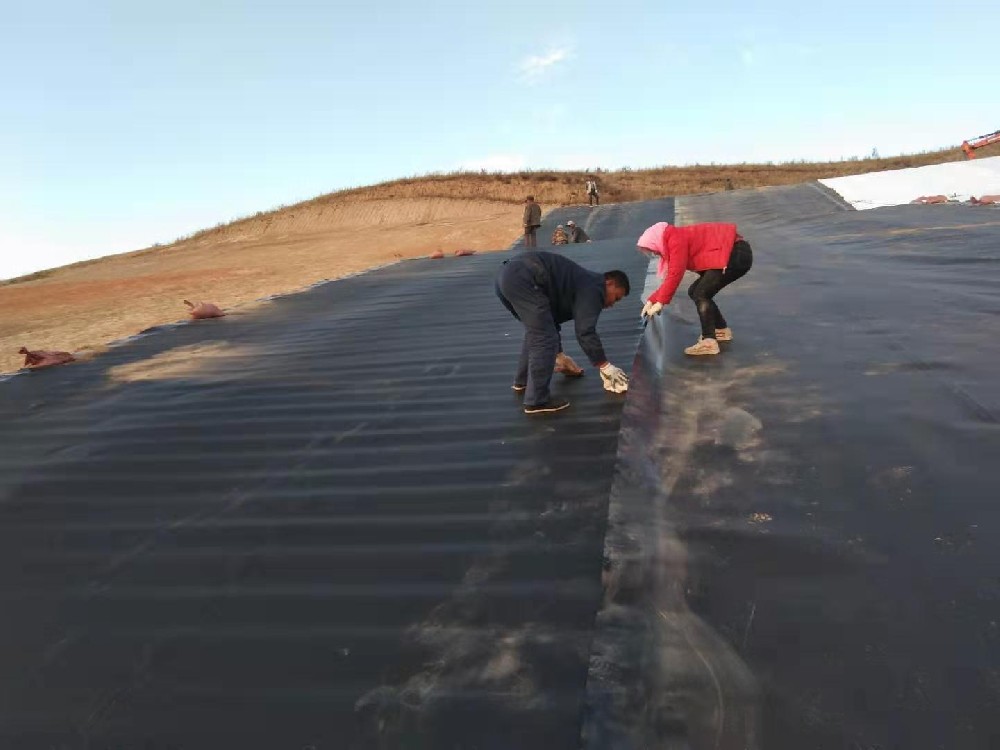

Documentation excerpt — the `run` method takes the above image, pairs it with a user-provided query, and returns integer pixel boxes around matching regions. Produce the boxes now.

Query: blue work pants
[495,259,559,406]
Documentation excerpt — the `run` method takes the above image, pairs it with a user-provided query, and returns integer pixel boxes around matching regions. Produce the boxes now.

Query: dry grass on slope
[180,143,1000,246]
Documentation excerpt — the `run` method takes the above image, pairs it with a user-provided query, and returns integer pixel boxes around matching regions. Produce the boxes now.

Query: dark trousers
[687,240,753,338]
[588,192,599,206]
[496,259,559,406]
[524,226,538,248]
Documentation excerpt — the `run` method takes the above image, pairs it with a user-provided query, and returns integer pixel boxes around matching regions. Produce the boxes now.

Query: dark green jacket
[523,201,541,228]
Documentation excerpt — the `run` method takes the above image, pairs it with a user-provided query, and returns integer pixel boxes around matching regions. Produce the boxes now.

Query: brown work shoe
[554,351,584,377]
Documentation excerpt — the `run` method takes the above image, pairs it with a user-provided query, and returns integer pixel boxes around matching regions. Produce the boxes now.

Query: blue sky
[2,0,997,278]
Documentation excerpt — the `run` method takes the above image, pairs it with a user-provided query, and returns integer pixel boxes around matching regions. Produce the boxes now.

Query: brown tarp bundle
[183,299,225,319]
[18,347,75,369]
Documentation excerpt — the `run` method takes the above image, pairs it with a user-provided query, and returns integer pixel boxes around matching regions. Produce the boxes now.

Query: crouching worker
[637,221,753,356]
[567,220,591,243]
[496,251,631,414]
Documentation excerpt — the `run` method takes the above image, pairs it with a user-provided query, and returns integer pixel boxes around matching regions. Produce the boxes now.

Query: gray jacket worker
[566,220,590,243]
[495,251,630,414]
[522,195,542,248]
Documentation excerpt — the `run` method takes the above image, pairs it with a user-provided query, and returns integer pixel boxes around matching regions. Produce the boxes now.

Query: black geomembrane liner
[5,186,999,749]
[0,200,666,749]
[586,186,1000,749]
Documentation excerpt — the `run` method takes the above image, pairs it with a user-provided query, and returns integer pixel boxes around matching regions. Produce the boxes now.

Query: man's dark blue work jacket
[517,251,608,366]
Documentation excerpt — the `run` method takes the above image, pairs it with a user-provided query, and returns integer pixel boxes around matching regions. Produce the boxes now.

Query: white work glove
[641,300,664,319]
[599,363,629,393]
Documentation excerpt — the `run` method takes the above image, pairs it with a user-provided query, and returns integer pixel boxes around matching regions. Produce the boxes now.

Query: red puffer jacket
[641,223,739,305]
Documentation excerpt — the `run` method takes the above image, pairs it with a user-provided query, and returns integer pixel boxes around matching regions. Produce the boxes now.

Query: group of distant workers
[499,178,753,414]
[521,177,598,248]
[550,221,589,246]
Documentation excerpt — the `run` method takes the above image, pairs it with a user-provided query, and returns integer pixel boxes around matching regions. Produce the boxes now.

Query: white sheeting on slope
[820,156,1000,210]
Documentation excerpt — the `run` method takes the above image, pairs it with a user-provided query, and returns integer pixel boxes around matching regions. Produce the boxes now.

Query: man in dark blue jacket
[495,251,631,414]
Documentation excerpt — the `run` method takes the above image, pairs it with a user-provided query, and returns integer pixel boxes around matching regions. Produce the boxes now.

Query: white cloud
[458,154,529,172]
[518,46,573,82]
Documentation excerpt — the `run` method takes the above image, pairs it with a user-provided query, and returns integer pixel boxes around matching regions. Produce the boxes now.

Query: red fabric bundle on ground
[19,347,75,369]
[184,300,225,319]
[454,249,476,257]
[429,250,445,259]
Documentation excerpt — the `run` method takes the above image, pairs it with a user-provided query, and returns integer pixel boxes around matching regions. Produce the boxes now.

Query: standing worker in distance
[637,221,753,356]
[495,251,631,414]
[585,177,600,206]
[523,195,542,248]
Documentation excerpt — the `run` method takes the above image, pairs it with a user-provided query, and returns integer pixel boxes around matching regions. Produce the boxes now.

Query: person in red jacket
[636,221,753,355]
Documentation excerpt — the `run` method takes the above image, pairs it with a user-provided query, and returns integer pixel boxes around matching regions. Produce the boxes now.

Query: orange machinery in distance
[961,130,1000,158]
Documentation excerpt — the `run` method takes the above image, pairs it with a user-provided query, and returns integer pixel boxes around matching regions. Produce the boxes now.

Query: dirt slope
[4,141,999,375]
[0,198,520,375]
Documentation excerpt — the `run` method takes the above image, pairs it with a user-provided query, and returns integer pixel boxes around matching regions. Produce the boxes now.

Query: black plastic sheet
[0,201,667,749]
[586,186,1000,749]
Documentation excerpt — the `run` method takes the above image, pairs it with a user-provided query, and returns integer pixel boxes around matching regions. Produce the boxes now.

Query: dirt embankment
[0,197,521,375]
[6,141,999,375]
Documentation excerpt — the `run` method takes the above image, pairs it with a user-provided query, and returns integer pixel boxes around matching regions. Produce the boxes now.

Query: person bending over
[637,221,753,356]
[496,251,630,413]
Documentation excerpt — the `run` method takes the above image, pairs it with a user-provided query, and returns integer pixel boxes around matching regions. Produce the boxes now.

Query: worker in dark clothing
[523,195,542,248]
[495,251,631,414]
[566,220,591,243]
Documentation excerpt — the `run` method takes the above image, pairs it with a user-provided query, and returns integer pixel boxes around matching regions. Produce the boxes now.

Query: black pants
[687,240,753,338]
[495,258,559,406]
[588,193,599,206]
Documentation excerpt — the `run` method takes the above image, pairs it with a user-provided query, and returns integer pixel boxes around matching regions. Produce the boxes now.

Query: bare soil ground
[4,142,999,375]
[0,198,519,374]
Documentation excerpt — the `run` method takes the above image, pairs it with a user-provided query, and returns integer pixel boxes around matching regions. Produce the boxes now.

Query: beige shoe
[685,337,721,356]
[715,327,733,341]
